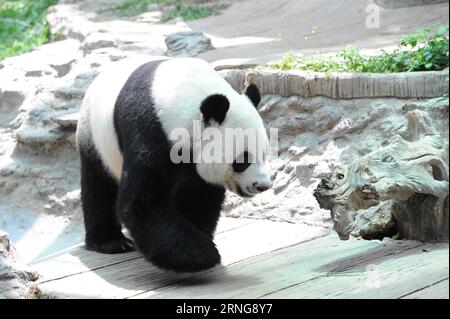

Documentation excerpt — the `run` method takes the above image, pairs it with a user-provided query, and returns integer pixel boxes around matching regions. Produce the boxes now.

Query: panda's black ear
[244,83,261,108]
[200,94,230,125]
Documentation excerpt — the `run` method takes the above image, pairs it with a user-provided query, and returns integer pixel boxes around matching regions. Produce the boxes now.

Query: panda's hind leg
[79,142,134,254]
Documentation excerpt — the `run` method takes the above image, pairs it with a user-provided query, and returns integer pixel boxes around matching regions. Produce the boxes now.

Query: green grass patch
[270,25,449,73]
[117,0,154,16]
[117,0,219,21]
[0,0,58,60]
[160,4,219,22]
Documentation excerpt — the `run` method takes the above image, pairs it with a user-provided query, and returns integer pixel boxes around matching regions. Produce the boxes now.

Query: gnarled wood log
[314,110,449,242]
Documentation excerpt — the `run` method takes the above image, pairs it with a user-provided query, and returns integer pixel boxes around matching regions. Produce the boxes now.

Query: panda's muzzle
[252,182,270,192]
[236,181,271,198]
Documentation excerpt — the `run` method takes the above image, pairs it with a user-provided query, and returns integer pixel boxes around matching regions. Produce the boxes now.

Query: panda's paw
[86,236,135,254]
[149,228,221,273]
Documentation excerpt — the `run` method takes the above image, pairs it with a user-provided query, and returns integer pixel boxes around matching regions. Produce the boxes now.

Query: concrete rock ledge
[220,68,449,99]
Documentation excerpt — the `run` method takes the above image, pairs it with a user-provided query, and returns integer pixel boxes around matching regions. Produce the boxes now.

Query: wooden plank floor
[33,218,449,299]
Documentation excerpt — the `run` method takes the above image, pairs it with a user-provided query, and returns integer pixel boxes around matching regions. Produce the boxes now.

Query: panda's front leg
[174,166,226,238]
[117,159,221,272]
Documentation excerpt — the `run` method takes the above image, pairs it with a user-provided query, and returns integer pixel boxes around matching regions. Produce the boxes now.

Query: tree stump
[314,110,449,242]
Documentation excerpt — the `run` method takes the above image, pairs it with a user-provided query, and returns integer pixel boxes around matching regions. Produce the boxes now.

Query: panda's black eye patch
[233,151,252,173]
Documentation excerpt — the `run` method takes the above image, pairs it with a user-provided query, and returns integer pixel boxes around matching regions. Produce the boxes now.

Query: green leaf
[436,25,449,37]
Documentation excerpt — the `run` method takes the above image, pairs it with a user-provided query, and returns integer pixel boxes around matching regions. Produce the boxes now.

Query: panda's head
[195,84,272,198]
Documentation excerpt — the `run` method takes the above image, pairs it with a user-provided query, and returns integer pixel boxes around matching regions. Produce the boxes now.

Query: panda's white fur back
[78,57,268,182]
[79,57,163,179]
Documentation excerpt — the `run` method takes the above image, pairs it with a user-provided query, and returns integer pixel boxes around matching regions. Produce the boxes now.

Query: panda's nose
[253,182,272,193]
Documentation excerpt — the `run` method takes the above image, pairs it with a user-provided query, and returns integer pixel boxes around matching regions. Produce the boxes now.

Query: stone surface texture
[165,31,215,57]
[0,231,40,298]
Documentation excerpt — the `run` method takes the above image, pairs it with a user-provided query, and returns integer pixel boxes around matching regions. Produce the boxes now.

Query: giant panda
[76,57,272,272]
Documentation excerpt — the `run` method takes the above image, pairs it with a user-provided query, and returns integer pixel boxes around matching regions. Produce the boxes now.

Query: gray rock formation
[165,31,214,57]
[14,70,98,150]
[47,4,94,42]
[81,32,117,54]
[0,231,40,298]
[314,110,449,242]
[0,87,27,127]
[0,39,82,82]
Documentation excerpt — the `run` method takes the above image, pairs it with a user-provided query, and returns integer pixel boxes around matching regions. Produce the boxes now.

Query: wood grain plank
[34,217,257,282]
[401,279,449,299]
[38,220,328,298]
[261,243,449,299]
[133,234,391,299]
[214,217,257,234]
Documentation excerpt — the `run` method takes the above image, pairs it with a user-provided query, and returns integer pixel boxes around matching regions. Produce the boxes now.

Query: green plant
[117,0,220,21]
[161,4,219,22]
[269,50,301,70]
[0,0,58,60]
[399,25,449,71]
[270,25,449,73]
[117,0,153,16]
